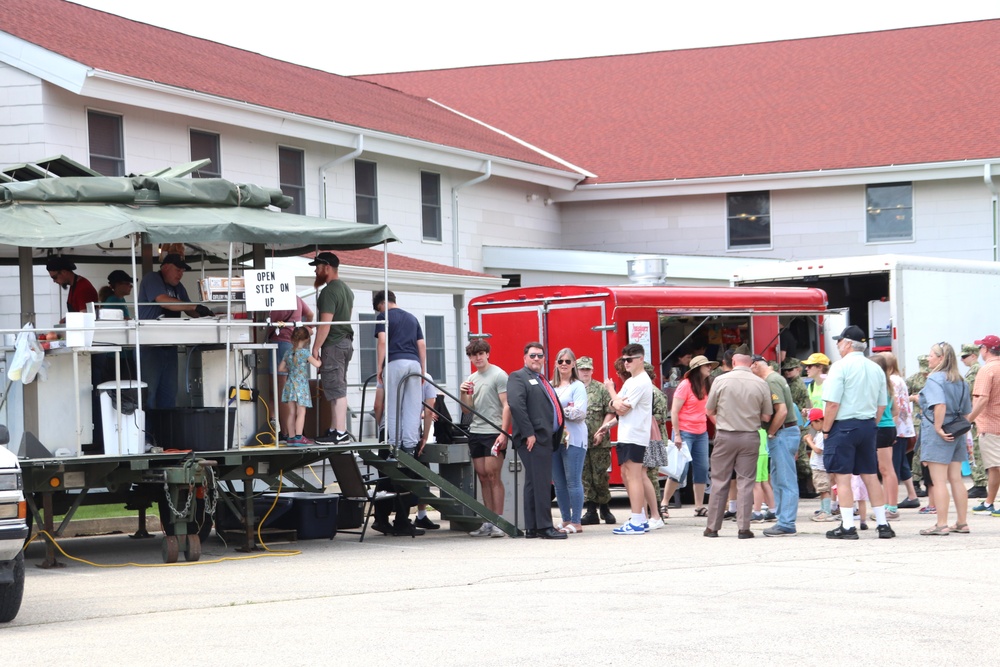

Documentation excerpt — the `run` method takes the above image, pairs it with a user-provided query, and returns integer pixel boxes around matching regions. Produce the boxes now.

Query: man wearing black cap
[46,255,98,315]
[820,325,894,539]
[309,252,354,445]
[136,253,214,409]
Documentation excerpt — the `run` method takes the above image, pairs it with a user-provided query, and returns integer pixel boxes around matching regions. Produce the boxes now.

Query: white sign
[244,269,295,312]
[627,321,652,363]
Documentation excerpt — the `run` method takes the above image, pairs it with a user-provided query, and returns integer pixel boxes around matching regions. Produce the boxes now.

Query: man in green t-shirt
[751,355,800,536]
[309,252,355,445]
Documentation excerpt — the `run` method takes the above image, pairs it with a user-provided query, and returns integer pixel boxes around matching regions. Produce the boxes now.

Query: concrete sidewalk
[6,493,997,665]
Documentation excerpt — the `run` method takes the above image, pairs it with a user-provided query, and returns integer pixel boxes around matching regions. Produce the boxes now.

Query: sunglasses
[621,356,642,362]
[528,353,545,359]
[556,359,574,365]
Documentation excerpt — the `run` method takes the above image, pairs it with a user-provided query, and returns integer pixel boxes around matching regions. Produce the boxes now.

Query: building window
[88,110,124,176]
[421,171,442,241]
[425,315,445,381]
[190,130,221,178]
[359,313,378,382]
[726,191,771,249]
[355,160,378,224]
[278,146,305,214]
[866,183,913,242]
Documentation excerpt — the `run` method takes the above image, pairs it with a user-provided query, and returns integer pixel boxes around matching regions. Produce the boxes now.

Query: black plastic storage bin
[215,495,293,532]
[337,497,365,529]
[147,407,237,451]
[264,492,340,540]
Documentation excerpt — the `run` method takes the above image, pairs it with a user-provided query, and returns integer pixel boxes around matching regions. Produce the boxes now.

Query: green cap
[734,344,751,356]
[576,356,594,370]
[781,357,801,370]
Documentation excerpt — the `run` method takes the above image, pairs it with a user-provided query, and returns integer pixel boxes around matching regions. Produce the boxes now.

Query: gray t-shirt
[468,364,508,434]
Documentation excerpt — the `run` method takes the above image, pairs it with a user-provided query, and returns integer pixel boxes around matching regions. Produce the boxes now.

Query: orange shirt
[972,358,1000,434]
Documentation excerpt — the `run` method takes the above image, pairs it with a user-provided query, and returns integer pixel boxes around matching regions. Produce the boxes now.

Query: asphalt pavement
[3,492,997,666]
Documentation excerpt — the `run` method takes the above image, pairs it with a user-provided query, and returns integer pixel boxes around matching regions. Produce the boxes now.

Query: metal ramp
[358,449,521,537]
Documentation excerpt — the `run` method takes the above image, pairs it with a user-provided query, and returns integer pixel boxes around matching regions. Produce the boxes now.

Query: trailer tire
[184,534,201,562]
[0,552,25,623]
[162,536,179,564]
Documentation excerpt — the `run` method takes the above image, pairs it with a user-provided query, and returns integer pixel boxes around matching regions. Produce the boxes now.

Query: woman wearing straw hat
[662,355,718,517]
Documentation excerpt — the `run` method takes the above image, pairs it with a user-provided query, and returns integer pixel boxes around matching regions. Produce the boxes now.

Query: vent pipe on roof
[319,135,364,219]
[627,256,669,284]
[986,163,998,263]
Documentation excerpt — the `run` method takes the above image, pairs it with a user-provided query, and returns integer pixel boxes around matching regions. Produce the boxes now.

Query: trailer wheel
[0,552,25,623]
[162,536,179,564]
[184,535,201,562]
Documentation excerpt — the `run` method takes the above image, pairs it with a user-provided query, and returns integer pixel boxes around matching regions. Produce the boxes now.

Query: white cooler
[98,380,146,455]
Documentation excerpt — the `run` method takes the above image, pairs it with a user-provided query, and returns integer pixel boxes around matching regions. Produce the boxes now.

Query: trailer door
[475,305,544,375]
[543,300,610,379]
[821,308,849,363]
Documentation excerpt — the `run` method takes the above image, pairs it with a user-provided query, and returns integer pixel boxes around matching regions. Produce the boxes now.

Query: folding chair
[327,451,392,542]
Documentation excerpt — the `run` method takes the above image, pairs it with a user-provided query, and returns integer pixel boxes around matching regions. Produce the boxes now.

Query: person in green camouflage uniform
[578,356,618,525]
[907,355,930,488]
[781,357,814,496]
[961,344,987,496]
[648,364,669,514]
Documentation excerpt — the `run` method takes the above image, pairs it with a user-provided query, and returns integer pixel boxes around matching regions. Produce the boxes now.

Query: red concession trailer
[468,284,829,485]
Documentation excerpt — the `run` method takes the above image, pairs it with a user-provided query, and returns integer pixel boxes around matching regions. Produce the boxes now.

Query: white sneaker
[647,518,665,531]
[489,524,505,538]
[469,523,493,537]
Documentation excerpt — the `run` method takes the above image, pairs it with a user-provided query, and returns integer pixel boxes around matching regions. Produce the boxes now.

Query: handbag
[940,380,972,438]
[643,439,669,467]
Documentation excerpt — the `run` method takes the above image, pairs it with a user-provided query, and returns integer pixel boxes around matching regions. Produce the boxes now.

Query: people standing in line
[870,354,900,519]
[136,254,215,409]
[820,326,895,540]
[278,327,321,446]
[46,255,98,316]
[801,353,831,409]
[961,344,988,499]
[663,355,717,518]
[310,252,355,445]
[460,339,510,538]
[604,344,656,535]
[882,352,920,510]
[372,290,425,454]
[579,356,618,526]
[267,295,314,443]
[704,347,773,539]
[968,335,1000,517]
[549,348,588,534]
[99,270,134,319]
[505,342,567,540]
[907,355,931,498]
[916,342,973,535]
[751,355,800,536]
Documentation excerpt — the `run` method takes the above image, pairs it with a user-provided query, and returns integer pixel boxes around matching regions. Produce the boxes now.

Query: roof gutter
[986,163,999,262]
[451,161,491,268]
[319,134,363,219]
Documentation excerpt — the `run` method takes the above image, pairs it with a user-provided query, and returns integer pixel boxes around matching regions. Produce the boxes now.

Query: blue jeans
[768,425,800,530]
[552,445,587,524]
[140,345,179,409]
[680,430,710,484]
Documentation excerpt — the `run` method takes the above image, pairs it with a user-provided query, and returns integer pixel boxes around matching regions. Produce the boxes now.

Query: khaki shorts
[320,338,353,401]
[980,432,1000,469]
[811,469,831,494]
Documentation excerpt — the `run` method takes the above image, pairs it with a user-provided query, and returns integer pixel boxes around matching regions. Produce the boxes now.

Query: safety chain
[162,481,195,519]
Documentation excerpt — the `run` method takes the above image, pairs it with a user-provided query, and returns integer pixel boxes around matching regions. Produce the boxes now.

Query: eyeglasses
[621,356,642,363]
[556,359,573,365]
[528,353,545,359]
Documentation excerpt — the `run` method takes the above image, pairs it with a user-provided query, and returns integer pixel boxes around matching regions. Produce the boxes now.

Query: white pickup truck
[0,433,27,623]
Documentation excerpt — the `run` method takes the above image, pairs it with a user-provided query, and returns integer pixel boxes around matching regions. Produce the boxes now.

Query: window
[88,111,124,176]
[726,191,771,249]
[866,183,913,242]
[278,146,305,214]
[421,171,442,241]
[425,316,446,381]
[358,313,379,382]
[355,160,378,224]
[190,130,221,178]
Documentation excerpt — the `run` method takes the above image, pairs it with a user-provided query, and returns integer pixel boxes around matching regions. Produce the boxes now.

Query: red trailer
[468,284,828,484]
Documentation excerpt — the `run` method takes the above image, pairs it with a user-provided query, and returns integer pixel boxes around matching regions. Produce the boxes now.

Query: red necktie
[538,374,564,428]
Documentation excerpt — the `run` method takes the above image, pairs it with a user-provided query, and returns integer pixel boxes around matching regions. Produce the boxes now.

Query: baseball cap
[750,354,767,364]
[576,356,594,370]
[801,352,831,367]
[833,325,866,343]
[308,251,340,267]
[975,334,1000,349]
[807,408,824,422]
[107,270,133,285]
[161,253,192,271]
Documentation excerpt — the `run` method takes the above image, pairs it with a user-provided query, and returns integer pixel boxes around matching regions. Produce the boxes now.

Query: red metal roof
[0,0,567,173]
[364,21,1000,185]
[312,249,496,279]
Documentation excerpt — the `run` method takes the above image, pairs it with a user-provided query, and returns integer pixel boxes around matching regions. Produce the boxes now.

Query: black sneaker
[315,429,340,445]
[414,515,440,530]
[968,486,988,499]
[723,510,737,521]
[392,521,425,537]
[370,520,393,535]
[916,487,928,498]
[826,524,859,540]
[335,431,351,444]
[876,522,896,539]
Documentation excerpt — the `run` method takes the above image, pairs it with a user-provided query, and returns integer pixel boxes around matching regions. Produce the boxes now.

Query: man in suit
[505,341,567,539]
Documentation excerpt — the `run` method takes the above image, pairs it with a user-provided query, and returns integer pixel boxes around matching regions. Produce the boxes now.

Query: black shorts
[468,433,505,459]
[824,418,878,475]
[616,442,647,465]
[876,425,897,449]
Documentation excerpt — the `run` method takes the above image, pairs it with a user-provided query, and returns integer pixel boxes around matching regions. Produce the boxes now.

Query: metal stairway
[358,449,521,537]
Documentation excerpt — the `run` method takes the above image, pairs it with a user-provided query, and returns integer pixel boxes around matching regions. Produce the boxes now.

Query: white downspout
[319,134,364,219]
[985,163,999,262]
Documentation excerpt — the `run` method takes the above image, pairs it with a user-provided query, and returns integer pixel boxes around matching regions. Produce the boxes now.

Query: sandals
[919,524,950,536]
[559,523,578,534]
[659,505,670,519]
[950,523,970,533]
[694,507,708,517]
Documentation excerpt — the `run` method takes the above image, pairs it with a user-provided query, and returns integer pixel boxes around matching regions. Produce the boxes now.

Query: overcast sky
[71,0,1000,75]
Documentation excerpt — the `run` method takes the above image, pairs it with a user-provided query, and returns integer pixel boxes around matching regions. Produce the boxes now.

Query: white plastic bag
[7,324,34,382]
[661,442,692,482]
[21,331,45,384]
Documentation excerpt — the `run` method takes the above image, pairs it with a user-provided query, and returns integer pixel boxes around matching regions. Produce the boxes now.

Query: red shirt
[67,275,98,313]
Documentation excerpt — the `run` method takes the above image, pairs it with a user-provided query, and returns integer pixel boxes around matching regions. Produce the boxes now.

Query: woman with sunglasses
[662,355,718,518]
[917,342,973,535]
[550,348,589,533]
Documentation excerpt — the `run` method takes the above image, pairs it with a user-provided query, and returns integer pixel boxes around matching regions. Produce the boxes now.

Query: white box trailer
[732,254,1000,376]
